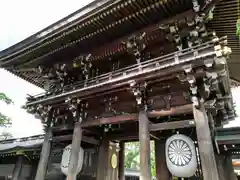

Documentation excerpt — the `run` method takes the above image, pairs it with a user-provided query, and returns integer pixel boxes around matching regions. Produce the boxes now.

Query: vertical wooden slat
[35,128,52,180]
[118,142,125,180]
[193,104,219,180]
[67,122,83,180]
[139,110,152,180]
[155,140,170,180]
[12,155,23,180]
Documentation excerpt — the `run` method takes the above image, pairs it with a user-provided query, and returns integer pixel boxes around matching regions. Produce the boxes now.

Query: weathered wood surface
[149,119,195,132]
[35,128,52,180]
[193,104,219,180]
[81,104,192,127]
[67,122,82,180]
[118,142,125,180]
[155,140,170,180]
[139,111,152,180]
[96,137,109,180]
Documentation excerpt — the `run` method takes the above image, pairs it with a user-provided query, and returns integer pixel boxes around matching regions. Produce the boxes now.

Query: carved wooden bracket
[129,80,148,110]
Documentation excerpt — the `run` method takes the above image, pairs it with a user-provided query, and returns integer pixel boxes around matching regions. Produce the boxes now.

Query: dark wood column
[118,142,125,180]
[67,122,83,180]
[139,110,152,180]
[12,155,23,180]
[29,160,38,180]
[96,136,110,180]
[155,140,170,180]
[193,104,219,180]
[35,128,52,180]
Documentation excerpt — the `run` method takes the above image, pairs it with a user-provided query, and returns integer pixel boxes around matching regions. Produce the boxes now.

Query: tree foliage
[125,141,156,177]
[0,92,13,126]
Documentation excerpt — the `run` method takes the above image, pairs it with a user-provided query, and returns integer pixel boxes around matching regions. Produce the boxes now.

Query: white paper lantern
[61,144,84,176]
[165,134,197,178]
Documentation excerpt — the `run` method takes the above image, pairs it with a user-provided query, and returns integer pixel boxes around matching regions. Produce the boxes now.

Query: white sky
[0,0,239,138]
[0,0,94,138]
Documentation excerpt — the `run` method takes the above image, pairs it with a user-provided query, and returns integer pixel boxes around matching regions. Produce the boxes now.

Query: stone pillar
[155,140,170,180]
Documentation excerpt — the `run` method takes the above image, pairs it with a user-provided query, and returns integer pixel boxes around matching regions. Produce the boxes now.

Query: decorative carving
[124,33,146,68]
[129,81,148,110]
[25,104,52,125]
[65,97,88,123]
[103,96,118,115]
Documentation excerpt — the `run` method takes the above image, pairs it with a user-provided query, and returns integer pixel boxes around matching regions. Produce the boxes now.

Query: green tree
[0,92,13,126]
[124,141,156,177]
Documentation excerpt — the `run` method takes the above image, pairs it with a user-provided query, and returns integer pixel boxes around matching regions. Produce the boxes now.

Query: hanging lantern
[165,134,197,178]
[61,144,84,176]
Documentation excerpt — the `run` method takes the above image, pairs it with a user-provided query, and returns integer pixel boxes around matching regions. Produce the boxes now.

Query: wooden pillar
[155,140,170,180]
[67,122,83,180]
[139,110,152,180]
[118,142,125,180]
[97,136,110,180]
[12,155,23,180]
[193,103,219,180]
[35,128,52,180]
[29,160,38,180]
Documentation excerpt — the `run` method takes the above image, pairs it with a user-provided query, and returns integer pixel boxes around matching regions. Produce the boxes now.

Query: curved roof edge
[0,0,116,58]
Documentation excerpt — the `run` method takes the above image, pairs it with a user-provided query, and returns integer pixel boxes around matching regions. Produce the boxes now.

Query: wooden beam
[193,103,219,180]
[35,128,52,180]
[67,122,82,180]
[139,111,152,180]
[148,104,192,118]
[149,119,195,131]
[81,104,192,127]
[51,134,100,145]
[155,140,170,180]
[118,142,125,180]
[81,114,137,127]
[108,120,195,141]
[12,155,23,180]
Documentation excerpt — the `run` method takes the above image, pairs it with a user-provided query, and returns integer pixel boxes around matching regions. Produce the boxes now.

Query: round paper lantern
[61,144,84,176]
[165,134,197,178]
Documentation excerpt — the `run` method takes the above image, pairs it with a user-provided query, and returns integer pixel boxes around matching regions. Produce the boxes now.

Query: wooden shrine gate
[0,0,239,180]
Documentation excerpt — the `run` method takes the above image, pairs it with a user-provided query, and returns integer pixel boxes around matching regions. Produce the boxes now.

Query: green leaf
[0,93,13,104]
[0,92,13,127]
[237,19,240,38]
[0,112,12,127]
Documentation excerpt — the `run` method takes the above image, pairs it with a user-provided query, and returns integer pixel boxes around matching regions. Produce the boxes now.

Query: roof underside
[0,0,239,88]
